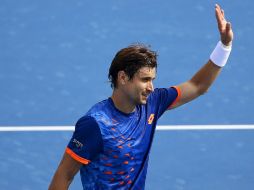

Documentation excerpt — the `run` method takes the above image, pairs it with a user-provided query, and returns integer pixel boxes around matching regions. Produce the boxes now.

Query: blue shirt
[66,87,179,190]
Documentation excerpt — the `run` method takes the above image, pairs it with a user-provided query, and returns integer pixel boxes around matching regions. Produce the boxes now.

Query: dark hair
[108,44,158,88]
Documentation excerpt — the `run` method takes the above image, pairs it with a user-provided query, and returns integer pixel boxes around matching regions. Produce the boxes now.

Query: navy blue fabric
[148,87,178,118]
[67,116,103,161]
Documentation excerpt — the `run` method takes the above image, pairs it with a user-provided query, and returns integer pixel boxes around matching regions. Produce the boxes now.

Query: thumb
[226,22,231,33]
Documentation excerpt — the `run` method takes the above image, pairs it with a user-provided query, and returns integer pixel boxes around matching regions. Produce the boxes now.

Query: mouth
[142,93,150,99]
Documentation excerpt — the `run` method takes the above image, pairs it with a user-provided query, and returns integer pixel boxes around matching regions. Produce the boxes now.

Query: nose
[147,81,154,92]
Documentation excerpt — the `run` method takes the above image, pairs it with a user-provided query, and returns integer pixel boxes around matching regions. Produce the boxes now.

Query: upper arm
[48,152,82,190]
[58,152,82,180]
[148,87,179,117]
[66,116,103,164]
[49,116,103,190]
[169,81,202,109]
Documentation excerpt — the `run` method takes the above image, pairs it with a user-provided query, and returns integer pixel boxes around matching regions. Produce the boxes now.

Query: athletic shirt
[66,87,180,190]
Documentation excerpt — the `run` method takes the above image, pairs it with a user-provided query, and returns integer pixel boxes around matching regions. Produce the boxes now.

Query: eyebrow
[140,76,156,80]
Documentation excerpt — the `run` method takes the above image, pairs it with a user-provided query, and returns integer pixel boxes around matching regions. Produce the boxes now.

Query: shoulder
[86,98,110,116]
[76,99,114,135]
[86,98,116,126]
[74,115,101,137]
[146,87,180,116]
[76,115,98,127]
[148,87,178,102]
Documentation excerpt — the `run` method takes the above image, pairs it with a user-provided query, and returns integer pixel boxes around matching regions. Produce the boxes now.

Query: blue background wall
[1,0,253,126]
[1,1,254,190]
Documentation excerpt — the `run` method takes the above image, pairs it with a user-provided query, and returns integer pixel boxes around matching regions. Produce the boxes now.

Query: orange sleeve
[168,86,181,109]
[65,147,91,165]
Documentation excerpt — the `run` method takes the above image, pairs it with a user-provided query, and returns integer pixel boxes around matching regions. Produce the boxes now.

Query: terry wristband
[210,41,232,67]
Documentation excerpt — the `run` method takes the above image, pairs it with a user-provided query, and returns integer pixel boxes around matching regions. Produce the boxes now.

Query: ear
[117,71,129,86]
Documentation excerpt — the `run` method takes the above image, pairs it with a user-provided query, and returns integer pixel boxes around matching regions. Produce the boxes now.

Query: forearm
[173,41,232,109]
[189,60,222,94]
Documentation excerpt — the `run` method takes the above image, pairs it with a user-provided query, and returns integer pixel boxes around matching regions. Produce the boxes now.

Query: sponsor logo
[73,138,83,149]
[148,114,155,124]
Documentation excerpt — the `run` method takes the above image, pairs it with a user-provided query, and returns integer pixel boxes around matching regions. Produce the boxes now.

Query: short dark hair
[108,44,158,88]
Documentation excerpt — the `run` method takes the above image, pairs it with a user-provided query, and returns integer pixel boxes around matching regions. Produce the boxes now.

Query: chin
[140,98,147,105]
[139,101,146,105]
[135,95,148,105]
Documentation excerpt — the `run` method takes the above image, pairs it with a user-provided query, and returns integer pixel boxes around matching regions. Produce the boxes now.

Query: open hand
[215,4,234,46]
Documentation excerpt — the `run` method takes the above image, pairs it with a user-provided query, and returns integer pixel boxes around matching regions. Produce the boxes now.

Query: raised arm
[170,4,233,109]
[48,152,82,190]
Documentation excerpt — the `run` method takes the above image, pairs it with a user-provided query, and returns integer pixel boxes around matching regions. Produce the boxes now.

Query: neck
[111,89,136,114]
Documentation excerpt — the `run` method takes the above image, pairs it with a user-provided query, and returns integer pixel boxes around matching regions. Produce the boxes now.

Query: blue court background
[1,0,254,189]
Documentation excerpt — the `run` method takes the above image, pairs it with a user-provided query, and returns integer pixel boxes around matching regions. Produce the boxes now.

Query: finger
[215,5,223,28]
[215,4,221,15]
[221,9,225,20]
[215,3,221,10]
[216,4,226,20]
[215,5,223,21]
[215,5,220,20]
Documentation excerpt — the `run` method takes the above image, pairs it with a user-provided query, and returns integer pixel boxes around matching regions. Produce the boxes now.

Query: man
[49,4,233,190]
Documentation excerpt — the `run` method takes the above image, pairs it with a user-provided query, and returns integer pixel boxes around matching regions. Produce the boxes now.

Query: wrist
[221,40,232,48]
[210,41,232,67]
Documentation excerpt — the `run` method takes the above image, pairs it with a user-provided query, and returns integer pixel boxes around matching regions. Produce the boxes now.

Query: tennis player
[49,4,233,190]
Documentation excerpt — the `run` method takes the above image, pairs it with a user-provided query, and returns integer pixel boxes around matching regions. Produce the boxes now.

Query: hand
[215,4,234,46]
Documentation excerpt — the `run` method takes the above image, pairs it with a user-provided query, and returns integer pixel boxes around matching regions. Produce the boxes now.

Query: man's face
[123,66,156,105]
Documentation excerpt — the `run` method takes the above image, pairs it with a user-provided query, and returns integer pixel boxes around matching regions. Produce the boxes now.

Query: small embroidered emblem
[148,114,155,124]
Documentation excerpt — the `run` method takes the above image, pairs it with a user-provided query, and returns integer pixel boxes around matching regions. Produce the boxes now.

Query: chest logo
[148,114,155,124]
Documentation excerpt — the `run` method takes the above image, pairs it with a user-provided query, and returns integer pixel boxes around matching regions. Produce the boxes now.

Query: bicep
[58,152,82,179]
[48,153,82,190]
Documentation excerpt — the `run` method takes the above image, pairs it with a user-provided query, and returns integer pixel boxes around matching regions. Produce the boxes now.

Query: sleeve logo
[148,114,155,124]
[73,138,84,149]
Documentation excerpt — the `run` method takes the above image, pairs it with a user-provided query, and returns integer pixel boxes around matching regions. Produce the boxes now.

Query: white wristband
[210,41,232,67]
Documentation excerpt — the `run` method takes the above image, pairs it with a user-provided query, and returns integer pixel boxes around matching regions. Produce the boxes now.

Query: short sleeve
[66,116,103,164]
[147,86,180,118]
